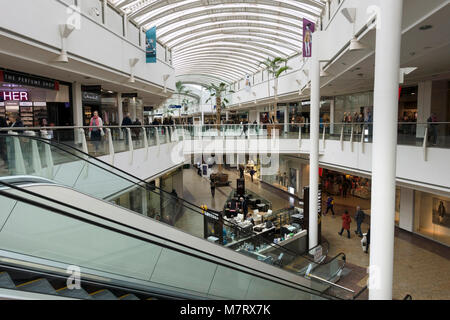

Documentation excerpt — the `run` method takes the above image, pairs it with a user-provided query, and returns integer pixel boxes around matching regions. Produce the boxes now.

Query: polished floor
[183,166,450,300]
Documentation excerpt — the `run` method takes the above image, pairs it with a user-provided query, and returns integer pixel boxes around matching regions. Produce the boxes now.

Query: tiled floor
[182,167,450,300]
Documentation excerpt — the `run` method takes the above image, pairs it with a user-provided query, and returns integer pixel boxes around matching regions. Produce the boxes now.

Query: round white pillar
[309,33,320,250]
[369,0,403,300]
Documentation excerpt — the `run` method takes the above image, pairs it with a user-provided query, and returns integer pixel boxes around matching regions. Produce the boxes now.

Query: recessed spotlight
[419,25,433,30]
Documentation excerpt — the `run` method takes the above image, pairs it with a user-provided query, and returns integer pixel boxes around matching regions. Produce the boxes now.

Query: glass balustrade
[0,135,346,292]
[0,186,334,300]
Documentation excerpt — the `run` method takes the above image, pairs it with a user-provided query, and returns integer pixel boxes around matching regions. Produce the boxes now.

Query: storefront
[414,191,450,246]
[261,155,310,198]
[0,69,73,127]
[82,86,123,126]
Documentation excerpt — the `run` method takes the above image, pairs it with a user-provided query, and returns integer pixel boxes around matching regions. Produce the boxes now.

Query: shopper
[338,210,352,239]
[239,165,245,179]
[249,168,256,182]
[427,113,438,146]
[354,206,365,237]
[0,117,8,163]
[210,180,216,198]
[89,111,104,155]
[325,196,335,216]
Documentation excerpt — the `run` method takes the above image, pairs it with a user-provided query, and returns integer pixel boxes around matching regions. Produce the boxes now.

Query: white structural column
[369,0,403,300]
[309,33,321,250]
[117,93,124,125]
[284,106,289,133]
[72,82,83,127]
[72,82,83,145]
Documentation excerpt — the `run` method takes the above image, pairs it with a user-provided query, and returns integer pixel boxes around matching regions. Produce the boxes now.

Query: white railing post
[350,125,354,152]
[322,125,326,149]
[361,126,365,154]
[25,131,43,175]
[8,132,26,175]
[142,127,149,161]
[165,126,170,143]
[106,128,114,165]
[340,126,344,151]
[127,128,133,165]
[156,127,161,154]
[423,127,428,161]
[79,128,89,155]
[298,125,302,148]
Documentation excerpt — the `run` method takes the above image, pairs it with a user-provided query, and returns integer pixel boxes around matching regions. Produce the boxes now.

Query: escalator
[0,134,348,300]
[0,180,340,300]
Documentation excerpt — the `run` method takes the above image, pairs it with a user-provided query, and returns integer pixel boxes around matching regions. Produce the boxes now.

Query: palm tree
[206,82,235,125]
[260,57,291,123]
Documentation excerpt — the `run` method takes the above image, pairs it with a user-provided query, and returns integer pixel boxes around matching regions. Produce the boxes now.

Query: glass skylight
[109,0,323,85]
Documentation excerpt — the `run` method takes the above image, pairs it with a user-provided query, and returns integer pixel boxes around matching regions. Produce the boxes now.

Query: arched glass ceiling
[109,0,324,85]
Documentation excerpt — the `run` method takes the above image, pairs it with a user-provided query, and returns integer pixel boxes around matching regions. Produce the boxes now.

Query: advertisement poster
[303,19,315,58]
[146,27,157,63]
[433,198,450,228]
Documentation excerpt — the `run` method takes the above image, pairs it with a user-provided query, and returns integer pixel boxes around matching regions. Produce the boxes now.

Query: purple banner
[303,19,315,58]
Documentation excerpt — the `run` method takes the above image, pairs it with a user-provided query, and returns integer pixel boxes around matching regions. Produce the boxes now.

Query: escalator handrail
[0,181,342,300]
[2,134,319,261]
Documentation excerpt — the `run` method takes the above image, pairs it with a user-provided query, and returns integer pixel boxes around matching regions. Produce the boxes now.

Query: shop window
[414,190,450,246]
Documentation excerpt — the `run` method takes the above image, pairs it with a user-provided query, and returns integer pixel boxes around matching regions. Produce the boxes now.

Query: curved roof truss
[109,0,323,85]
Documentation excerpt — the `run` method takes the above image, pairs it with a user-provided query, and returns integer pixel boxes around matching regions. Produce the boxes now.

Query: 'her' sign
[2,91,29,101]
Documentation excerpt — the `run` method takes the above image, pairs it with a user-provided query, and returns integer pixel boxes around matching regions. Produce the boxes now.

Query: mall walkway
[182,166,450,300]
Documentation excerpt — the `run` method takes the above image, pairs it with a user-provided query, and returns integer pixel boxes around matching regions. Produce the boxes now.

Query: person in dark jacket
[122,113,133,145]
[354,206,365,237]
[122,113,133,126]
[0,117,8,163]
[210,180,216,198]
[338,210,352,239]
[11,116,24,134]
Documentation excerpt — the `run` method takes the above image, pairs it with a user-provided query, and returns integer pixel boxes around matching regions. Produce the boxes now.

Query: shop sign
[82,91,101,103]
[1,91,29,101]
[0,70,59,91]
[122,93,138,98]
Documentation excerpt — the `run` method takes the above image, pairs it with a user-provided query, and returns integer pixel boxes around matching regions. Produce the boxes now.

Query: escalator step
[57,287,93,300]
[90,289,118,300]
[119,294,140,300]
[16,278,57,295]
[0,272,16,289]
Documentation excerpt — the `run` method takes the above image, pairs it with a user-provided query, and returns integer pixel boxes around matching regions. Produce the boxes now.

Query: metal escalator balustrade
[0,183,340,300]
[0,134,347,295]
[0,263,173,300]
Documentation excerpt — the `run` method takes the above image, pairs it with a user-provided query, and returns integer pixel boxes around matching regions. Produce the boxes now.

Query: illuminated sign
[2,91,29,101]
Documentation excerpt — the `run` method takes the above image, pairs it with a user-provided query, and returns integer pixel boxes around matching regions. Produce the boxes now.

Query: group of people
[325,196,371,254]
[0,116,25,130]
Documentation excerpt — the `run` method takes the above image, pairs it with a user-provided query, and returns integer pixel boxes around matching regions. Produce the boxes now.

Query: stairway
[0,269,160,300]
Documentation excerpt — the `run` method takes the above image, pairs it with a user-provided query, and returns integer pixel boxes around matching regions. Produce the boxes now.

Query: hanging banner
[146,27,157,63]
[245,74,251,92]
[303,19,315,58]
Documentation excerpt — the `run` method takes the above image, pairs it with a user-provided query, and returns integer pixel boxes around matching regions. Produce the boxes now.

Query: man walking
[210,179,216,198]
[354,206,365,237]
[325,196,335,216]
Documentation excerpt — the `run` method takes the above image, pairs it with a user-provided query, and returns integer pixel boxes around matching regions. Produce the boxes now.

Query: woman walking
[338,210,352,239]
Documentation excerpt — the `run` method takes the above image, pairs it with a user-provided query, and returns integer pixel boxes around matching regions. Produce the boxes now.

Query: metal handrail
[307,273,355,294]
[1,122,448,131]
